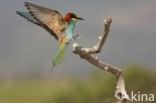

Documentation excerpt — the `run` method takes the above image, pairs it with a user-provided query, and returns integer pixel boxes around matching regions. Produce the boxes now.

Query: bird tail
[51,43,69,71]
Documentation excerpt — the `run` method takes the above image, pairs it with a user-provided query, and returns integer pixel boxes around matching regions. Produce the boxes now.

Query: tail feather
[51,43,68,71]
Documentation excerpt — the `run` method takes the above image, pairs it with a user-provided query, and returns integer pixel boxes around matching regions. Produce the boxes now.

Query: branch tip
[73,43,79,48]
[103,17,112,25]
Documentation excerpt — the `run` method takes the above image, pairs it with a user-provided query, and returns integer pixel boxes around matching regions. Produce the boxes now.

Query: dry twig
[72,17,130,103]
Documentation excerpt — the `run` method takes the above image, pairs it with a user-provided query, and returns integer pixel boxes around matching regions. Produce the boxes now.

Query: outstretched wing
[16,11,41,26]
[24,2,68,41]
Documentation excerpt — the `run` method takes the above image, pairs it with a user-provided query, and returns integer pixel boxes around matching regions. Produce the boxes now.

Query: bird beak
[77,17,84,20]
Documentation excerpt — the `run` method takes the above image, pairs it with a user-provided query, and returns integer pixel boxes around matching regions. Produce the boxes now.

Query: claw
[73,34,79,40]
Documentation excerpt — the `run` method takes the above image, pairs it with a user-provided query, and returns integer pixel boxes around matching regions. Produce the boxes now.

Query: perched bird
[16,2,84,70]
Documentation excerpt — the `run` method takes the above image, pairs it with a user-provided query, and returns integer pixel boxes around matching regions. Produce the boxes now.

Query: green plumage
[51,20,76,70]
[52,43,69,70]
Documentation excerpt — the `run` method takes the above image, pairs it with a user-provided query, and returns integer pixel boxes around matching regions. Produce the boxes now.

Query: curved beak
[76,17,84,20]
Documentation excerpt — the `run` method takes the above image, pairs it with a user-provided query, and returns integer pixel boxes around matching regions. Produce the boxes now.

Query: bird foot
[73,34,79,40]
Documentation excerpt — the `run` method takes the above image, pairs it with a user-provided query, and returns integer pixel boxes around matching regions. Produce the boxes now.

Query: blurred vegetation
[0,65,155,103]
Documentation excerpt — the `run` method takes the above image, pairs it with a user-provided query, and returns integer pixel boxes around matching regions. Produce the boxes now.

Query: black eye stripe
[71,14,77,18]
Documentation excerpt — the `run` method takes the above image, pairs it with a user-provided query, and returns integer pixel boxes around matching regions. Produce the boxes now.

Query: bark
[72,17,130,103]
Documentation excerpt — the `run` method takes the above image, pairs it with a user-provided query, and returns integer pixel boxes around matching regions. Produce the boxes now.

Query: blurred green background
[0,65,155,103]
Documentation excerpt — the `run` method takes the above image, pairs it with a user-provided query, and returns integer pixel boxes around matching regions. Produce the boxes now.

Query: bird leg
[73,18,112,54]
[73,34,79,40]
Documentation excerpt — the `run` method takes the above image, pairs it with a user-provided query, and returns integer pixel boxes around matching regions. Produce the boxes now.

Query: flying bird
[16,2,84,70]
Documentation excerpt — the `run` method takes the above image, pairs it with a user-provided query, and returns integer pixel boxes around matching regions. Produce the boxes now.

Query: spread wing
[24,2,68,41]
[16,11,41,26]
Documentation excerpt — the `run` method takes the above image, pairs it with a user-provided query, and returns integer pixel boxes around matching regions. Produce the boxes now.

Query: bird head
[64,12,84,23]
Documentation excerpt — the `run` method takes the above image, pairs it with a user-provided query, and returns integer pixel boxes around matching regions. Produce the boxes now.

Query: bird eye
[71,14,77,18]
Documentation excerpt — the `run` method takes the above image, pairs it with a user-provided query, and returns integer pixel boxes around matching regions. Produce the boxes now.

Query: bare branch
[72,17,130,103]
[75,17,112,54]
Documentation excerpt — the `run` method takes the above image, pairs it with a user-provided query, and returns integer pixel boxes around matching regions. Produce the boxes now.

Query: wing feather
[16,11,41,26]
[24,2,68,41]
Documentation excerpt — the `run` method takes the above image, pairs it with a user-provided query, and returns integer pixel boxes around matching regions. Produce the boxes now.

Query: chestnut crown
[64,12,84,22]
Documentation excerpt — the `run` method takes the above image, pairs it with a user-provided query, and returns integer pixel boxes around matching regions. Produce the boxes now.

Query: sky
[0,0,156,79]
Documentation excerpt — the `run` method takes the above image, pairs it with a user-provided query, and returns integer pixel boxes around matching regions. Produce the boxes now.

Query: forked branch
[72,17,130,103]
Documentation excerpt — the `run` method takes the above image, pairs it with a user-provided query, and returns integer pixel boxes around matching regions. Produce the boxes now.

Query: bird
[16,2,84,70]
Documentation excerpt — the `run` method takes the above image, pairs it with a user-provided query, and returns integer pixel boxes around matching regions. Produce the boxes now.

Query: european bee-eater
[16,2,84,70]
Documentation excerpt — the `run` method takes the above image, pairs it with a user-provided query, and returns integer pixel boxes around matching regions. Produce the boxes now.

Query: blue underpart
[65,20,76,40]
